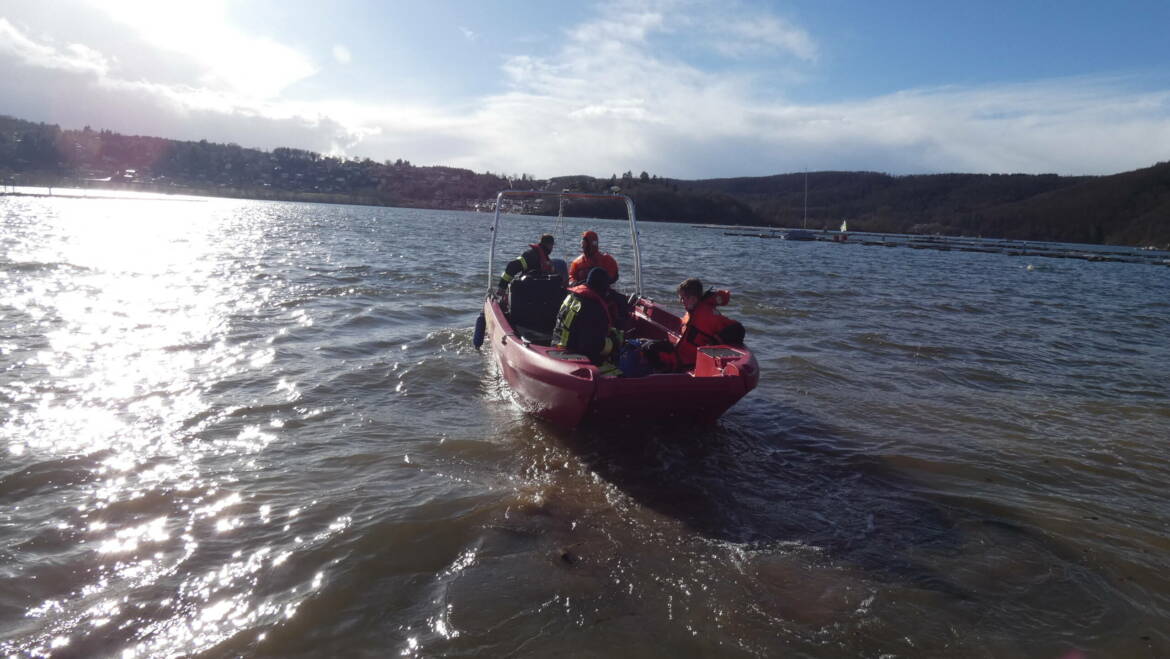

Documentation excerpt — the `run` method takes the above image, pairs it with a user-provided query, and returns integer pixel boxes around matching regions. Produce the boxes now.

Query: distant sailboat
[803,169,808,229]
[833,219,849,243]
[781,169,816,240]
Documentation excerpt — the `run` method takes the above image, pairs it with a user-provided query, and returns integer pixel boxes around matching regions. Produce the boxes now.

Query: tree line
[2,114,1167,246]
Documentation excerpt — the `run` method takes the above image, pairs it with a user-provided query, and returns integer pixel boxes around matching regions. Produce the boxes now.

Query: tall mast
[803,169,808,229]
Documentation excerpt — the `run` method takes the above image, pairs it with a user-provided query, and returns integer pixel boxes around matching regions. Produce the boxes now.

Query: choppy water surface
[2,194,1168,658]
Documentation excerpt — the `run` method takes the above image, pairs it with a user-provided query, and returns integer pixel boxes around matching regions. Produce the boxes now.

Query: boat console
[506,273,565,345]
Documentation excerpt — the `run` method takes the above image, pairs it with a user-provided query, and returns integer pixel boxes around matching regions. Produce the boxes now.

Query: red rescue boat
[476,190,759,428]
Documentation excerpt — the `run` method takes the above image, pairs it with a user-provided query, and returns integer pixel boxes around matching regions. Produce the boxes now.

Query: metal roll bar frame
[486,190,642,298]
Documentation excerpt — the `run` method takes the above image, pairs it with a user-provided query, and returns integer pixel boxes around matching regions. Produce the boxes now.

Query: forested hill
[2,114,1167,246]
[683,166,1170,246]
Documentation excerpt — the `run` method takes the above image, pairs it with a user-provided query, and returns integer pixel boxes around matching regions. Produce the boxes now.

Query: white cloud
[839,81,1170,175]
[712,16,818,61]
[459,26,477,41]
[87,0,317,99]
[332,44,352,65]
[566,3,665,46]
[0,17,111,76]
[434,4,1169,177]
[2,1,1168,179]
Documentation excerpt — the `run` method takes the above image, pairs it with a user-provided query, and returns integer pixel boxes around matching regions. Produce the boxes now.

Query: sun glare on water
[9,198,229,457]
[1,196,332,656]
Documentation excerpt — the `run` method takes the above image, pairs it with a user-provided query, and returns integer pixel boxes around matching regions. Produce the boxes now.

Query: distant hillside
[954,162,1170,245]
[686,171,1091,232]
[678,167,1170,245]
[0,115,513,208]
[2,114,1167,246]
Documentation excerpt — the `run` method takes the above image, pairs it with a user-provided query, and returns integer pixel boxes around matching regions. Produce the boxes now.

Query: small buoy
[473,312,486,349]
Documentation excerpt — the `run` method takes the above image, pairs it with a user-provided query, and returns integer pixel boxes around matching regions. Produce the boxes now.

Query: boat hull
[484,297,758,428]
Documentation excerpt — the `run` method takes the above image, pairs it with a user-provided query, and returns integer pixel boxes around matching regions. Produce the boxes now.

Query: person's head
[677,278,703,311]
[538,234,555,254]
[586,267,610,293]
[581,230,599,256]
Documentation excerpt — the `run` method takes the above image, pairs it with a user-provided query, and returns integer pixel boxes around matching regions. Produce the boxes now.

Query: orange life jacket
[676,290,734,368]
[528,243,553,273]
[569,251,618,285]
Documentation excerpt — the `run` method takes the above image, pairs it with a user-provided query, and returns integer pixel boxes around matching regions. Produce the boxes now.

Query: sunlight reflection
[0,197,325,657]
[97,517,170,554]
[4,198,243,460]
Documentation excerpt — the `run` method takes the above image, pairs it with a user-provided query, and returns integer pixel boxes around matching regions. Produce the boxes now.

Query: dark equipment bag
[508,274,566,336]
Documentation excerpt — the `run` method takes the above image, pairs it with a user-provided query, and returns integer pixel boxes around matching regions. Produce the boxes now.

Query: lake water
[2,193,1168,658]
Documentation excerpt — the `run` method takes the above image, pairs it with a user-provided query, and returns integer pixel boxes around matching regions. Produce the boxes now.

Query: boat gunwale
[485,296,757,386]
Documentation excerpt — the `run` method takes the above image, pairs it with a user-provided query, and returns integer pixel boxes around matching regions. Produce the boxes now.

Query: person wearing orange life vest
[495,233,555,297]
[553,267,623,371]
[569,230,634,329]
[673,277,743,370]
[568,231,619,286]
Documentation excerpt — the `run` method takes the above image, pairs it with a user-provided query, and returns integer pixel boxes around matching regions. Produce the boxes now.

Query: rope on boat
[554,194,567,241]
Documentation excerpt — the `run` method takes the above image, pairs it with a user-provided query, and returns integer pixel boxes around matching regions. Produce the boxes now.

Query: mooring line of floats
[715,229,1170,266]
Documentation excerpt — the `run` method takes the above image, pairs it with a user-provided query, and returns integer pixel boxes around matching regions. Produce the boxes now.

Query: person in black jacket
[496,234,555,297]
[553,267,622,367]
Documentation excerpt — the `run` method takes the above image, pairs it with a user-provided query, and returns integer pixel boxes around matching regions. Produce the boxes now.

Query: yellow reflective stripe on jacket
[554,295,581,347]
[517,256,528,270]
[500,272,514,283]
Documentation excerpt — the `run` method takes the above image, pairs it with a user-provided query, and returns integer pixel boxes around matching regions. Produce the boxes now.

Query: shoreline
[6,187,1167,253]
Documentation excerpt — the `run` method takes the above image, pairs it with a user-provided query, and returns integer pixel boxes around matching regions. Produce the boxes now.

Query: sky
[2,0,1169,179]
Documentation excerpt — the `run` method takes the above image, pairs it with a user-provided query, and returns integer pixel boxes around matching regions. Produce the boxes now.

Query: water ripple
[3,197,1169,657]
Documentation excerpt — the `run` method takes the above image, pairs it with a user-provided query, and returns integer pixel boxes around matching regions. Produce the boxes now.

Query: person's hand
[608,327,624,345]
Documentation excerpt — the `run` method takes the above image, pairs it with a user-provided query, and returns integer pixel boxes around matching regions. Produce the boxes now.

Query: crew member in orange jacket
[569,230,631,328]
[568,231,619,286]
[674,277,740,370]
